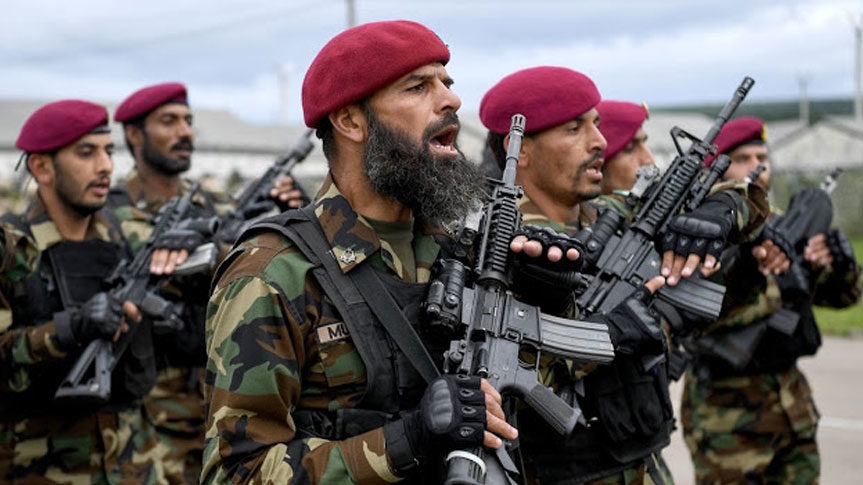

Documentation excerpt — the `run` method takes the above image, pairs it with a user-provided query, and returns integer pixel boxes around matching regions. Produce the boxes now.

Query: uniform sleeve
[202,257,399,484]
[708,181,770,243]
[0,320,70,391]
[811,261,863,309]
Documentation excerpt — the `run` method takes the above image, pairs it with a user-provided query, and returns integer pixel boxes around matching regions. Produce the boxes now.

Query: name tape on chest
[315,321,351,345]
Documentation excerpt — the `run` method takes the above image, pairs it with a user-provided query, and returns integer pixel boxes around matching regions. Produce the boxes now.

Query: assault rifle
[426,115,615,485]
[217,129,315,244]
[55,183,218,406]
[765,168,842,299]
[574,77,756,328]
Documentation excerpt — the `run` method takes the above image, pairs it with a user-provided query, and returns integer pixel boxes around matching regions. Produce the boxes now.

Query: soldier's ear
[503,133,531,169]
[124,124,144,151]
[329,105,365,144]
[28,153,55,186]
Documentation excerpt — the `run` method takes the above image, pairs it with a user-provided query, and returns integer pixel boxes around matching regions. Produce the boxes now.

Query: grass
[813,236,863,336]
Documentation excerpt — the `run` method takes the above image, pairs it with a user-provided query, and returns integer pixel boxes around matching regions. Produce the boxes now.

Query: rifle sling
[265,206,440,384]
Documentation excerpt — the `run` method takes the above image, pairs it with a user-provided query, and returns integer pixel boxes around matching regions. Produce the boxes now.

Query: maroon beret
[302,20,450,128]
[480,66,601,135]
[114,82,188,123]
[597,100,649,160]
[16,100,109,153]
[704,116,766,166]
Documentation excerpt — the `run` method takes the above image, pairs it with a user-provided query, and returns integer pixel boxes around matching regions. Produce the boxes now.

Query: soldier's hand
[661,193,736,286]
[752,240,791,276]
[510,232,581,266]
[510,228,585,314]
[596,276,665,356]
[804,233,833,269]
[269,175,306,209]
[56,293,140,348]
[150,248,188,275]
[480,378,518,448]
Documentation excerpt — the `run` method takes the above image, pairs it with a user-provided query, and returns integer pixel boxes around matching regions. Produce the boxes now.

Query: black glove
[54,292,124,348]
[511,225,587,314]
[384,375,486,474]
[827,229,856,271]
[663,193,736,260]
[595,289,665,357]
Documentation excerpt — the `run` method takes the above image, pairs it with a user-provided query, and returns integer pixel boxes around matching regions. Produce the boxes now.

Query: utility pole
[276,63,294,125]
[851,13,863,123]
[797,73,810,126]
[346,0,356,28]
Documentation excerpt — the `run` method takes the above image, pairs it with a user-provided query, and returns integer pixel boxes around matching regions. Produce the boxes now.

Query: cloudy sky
[2,0,861,124]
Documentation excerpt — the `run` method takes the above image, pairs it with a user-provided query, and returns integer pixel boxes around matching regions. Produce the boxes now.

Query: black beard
[362,109,485,225]
[52,160,103,217]
[141,132,192,175]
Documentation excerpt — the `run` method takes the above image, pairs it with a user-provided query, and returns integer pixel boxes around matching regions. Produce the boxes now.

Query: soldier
[596,100,654,210]
[110,81,307,484]
[200,20,557,483]
[681,117,862,484]
[479,68,771,484]
[0,100,164,483]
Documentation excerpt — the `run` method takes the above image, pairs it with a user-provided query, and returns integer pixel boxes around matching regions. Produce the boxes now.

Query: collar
[24,195,114,251]
[517,192,593,234]
[312,173,441,276]
[123,170,208,214]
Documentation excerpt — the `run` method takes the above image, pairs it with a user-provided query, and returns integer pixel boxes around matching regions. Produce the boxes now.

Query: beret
[597,100,649,160]
[16,99,109,153]
[302,20,450,128]
[114,82,187,123]
[704,116,766,166]
[480,66,601,135]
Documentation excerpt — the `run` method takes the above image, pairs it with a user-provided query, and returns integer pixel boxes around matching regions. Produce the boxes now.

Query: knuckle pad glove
[827,229,856,270]
[68,292,125,344]
[664,194,735,260]
[402,375,486,462]
[599,290,665,356]
[512,225,586,313]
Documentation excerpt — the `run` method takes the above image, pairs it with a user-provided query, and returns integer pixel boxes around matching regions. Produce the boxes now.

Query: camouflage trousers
[582,454,674,485]
[681,365,820,485]
[0,405,170,485]
[526,454,674,485]
[142,367,206,485]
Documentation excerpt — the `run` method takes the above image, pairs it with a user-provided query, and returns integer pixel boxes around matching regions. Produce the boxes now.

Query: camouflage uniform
[517,182,768,485]
[107,171,235,485]
[0,197,166,485]
[202,175,451,484]
[681,207,862,485]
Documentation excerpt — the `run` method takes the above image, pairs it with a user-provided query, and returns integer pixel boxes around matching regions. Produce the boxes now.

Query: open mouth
[584,156,605,179]
[88,179,111,195]
[429,125,459,155]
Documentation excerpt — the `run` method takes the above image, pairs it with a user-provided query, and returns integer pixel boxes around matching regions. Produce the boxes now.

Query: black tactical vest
[1,213,129,420]
[519,355,674,483]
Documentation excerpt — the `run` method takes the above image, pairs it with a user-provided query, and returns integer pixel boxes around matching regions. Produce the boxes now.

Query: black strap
[254,206,440,384]
[295,206,440,384]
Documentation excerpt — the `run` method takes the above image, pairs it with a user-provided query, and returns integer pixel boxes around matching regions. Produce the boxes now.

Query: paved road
[664,336,863,484]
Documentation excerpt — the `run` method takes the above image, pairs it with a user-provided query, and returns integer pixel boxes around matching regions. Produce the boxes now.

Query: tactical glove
[594,289,665,357]
[511,225,587,314]
[663,193,736,260]
[384,374,486,474]
[55,292,125,349]
[827,229,856,272]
